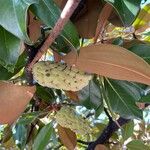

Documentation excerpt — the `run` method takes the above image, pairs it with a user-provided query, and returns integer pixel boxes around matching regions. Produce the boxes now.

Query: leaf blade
[129,44,150,64]
[12,124,28,149]
[57,125,77,150]
[31,0,79,49]
[0,26,22,72]
[126,140,149,150]
[78,79,103,117]
[33,123,53,150]
[105,79,143,119]
[138,93,150,103]
[122,121,134,141]
[0,82,36,124]
[74,44,150,86]
[105,0,141,26]
[0,0,38,43]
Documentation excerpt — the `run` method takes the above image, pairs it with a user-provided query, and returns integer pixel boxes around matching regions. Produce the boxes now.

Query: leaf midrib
[80,59,150,81]
[106,79,135,116]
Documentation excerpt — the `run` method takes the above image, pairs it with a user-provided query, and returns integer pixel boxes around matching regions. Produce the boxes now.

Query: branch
[27,0,81,71]
[104,107,112,121]
[77,139,92,145]
[53,50,61,62]
[25,44,39,85]
[32,94,41,111]
[87,117,130,150]
[94,3,113,43]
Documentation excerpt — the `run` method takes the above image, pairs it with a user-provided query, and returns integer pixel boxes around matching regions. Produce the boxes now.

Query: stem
[104,107,112,121]
[99,77,115,119]
[27,0,81,71]
[25,44,39,85]
[77,139,92,145]
[87,117,130,150]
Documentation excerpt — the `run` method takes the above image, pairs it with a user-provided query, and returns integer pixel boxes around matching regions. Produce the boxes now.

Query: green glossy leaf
[78,79,103,117]
[51,35,73,53]
[36,85,56,103]
[95,123,107,137]
[126,140,149,150]
[105,0,142,26]
[143,31,150,36]
[12,124,28,150]
[122,121,134,141]
[33,123,53,150]
[112,37,124,46]
[0,0,38,43]
[31,0,80,51]
[129,44,150,64]
[95,104,104,118]
[0,26,22,72]
[111,132,119,141]
[78,79,102,109]
[0,51,27,80]
[38,26,75,53]
[0,65,14,80]
[138,93,150,103]
[105,79,143,119]
[17,112,41,125]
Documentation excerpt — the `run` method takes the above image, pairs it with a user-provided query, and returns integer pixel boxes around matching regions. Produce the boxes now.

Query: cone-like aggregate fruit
[33,61,92,91]
[55,105,92,135]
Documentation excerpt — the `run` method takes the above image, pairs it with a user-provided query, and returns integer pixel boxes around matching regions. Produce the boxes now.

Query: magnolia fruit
[55,105,92,135]
[32,61,92,91]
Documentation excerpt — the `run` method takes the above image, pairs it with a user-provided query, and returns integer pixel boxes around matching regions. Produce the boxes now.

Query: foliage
[0,0,150,149]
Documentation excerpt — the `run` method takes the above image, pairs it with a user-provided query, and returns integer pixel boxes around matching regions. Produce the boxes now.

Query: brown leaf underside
[63,44,150,85]
[65,91,79,102]
[94,144,108,150]
[0,82,36,124]
[57,124,77,150]
[28,12,42,43]
[74,0,101,38]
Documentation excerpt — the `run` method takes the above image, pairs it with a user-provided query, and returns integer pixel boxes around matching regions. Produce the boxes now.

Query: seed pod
[32,61,92,91]
[55,106,92,135]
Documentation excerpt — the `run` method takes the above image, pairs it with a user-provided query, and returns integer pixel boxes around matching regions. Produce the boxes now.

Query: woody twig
[27,0,81,71]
